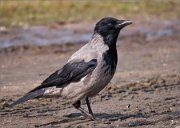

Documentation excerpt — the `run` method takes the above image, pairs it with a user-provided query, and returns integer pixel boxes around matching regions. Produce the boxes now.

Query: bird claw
[89,115,96,121]
[82,113,96,121]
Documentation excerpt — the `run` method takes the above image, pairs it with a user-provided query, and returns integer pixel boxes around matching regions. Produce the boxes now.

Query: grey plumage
[10,17,132,120]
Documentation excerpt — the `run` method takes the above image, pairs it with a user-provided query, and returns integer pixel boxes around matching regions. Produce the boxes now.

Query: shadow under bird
[10,17,132,120]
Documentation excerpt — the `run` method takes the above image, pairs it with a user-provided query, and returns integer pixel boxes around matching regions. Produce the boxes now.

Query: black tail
[10,88,46,107]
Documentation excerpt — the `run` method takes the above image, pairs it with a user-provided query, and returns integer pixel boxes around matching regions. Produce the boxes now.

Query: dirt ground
[0,19,180,128]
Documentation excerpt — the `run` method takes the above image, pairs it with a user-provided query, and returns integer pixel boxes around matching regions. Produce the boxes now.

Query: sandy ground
[0,20,180,128]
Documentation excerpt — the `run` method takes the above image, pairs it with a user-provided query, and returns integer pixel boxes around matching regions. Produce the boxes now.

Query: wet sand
[0,19,180,128]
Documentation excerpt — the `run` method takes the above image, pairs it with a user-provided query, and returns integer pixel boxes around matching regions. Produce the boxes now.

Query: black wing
[29,59,97,92]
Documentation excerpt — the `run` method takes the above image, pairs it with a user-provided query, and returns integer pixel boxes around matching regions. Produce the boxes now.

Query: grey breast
[61,34,112,100]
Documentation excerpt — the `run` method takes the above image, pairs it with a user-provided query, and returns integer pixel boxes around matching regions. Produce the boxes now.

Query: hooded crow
[10,17,132,120]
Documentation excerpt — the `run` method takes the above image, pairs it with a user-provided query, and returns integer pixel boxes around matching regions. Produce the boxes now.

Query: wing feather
[29,59,97,93]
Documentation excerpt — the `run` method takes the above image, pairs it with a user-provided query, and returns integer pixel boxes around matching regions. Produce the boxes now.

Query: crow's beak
[115,20,133,29]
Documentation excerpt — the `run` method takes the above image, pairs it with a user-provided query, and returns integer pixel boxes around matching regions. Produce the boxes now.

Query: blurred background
[0,0,180,26]
[0,0,180,49]
[0,1,180,127]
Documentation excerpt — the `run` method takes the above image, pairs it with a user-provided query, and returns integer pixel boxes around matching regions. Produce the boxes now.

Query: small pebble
[127,104,131,109]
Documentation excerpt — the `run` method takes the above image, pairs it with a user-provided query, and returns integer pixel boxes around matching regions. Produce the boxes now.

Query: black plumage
[11,59,97,106]
[31,59,97,92]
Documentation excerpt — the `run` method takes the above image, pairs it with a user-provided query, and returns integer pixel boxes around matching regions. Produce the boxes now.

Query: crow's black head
[94,17,132,47]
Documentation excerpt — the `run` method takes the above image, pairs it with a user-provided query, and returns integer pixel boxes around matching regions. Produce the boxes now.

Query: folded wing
[10,59,97,106]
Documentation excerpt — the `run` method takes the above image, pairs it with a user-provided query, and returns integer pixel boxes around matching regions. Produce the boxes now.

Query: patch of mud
[0,18,180,128]
[0,43,83,55]
[1,75,179,128]
[0,19,180,55]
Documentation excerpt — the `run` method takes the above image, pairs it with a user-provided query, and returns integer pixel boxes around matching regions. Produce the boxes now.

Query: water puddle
[0,20,180,49]
[0,26,92,48]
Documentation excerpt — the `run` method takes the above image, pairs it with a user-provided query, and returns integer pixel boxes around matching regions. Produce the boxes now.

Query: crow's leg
[85,97,110,122]
[86,97,94,116]
[73,100,95,121]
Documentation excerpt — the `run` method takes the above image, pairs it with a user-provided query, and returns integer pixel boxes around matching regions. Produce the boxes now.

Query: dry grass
[0,0,180,26]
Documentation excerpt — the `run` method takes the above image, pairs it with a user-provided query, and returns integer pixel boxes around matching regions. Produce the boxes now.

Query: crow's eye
[107,23,113,29]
